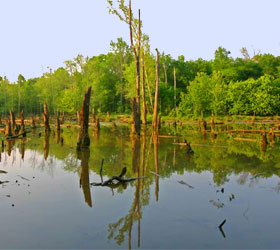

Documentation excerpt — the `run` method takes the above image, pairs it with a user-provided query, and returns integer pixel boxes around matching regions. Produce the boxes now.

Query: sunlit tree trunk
[129,0,141,134]
[152,49,160,133]
[141,50,147,125]
[77,87,91,150]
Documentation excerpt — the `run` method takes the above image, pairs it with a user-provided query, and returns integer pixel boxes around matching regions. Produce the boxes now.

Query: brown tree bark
[129,0,141,134]
[42,104,51,133]
[174,67,177,117]
[152,49,160,133]
[141,50,147,125]
[9,110,16,135]
[77,87,91,150]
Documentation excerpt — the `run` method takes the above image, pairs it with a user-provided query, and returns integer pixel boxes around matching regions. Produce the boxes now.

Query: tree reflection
[44,132,50,160]
[77,149,92,207]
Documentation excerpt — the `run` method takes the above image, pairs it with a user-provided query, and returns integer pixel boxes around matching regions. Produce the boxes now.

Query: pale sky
[0,0,280,82]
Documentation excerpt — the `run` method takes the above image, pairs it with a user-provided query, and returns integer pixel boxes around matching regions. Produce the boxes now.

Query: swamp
[0,119,280,249]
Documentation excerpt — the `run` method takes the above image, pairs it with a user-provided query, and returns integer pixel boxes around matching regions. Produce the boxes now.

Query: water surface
[0,124,280,249]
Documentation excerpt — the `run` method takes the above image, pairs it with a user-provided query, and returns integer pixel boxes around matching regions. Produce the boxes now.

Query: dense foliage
[1,42,280,117]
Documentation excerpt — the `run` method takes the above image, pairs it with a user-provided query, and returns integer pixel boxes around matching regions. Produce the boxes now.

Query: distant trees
[0,44,280,118]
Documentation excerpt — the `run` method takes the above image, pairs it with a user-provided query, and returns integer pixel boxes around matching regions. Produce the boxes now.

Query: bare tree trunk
[163,53,168,85]
[129,0,141,134]
[77,87,91,150]
[174,67,177,117]
[9,110,16,135]
[152,49,160,133]
[42,104,51,134]
[141,50,147,125]
[144,67,154,114]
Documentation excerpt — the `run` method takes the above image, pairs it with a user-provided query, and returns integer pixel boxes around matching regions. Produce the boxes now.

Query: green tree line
[1,44,280,118]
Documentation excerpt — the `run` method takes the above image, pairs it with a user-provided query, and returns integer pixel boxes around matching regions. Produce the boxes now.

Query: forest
[1,45,280,119]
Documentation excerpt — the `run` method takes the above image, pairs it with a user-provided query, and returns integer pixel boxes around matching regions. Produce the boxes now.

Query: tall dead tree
[174,67,177,117]
[42,104,51,133]
[129,1,141,134]
[141,50,147,125]
[77,87,92,150]
[152,49,160,133]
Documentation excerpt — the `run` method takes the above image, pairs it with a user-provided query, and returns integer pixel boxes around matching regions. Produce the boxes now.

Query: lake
[0,123,279,249]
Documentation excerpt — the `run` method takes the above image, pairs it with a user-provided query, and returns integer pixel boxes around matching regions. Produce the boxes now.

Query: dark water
[0,124,280,249]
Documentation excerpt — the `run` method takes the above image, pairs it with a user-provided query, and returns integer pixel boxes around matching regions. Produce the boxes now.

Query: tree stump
[77,87,92,150]
[42,104,51,133]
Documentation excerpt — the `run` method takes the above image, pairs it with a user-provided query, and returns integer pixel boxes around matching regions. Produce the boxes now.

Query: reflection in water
[153,135,159,202]
[108,133,145,250]
[20,139,25,160]
[44,133,50,160]
[1,125,280,248]
[77,150,92,207]
[131,136,140,174]
[56,131,61,144]
[6,139,14,156]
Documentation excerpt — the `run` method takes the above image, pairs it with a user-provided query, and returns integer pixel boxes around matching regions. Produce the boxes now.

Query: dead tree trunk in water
[9,110,16,135]
[174,67,177,117]
[77,87,91,150]
[141,50,147,125]
[152,49,160,133]
[42,104,51,134]
[129,1,141,134]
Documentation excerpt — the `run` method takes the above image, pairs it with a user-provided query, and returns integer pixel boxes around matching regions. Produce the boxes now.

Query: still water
[0,124,280,249]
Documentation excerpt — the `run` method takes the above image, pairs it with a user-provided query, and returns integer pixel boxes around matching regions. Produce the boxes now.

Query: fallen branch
[91,167,146,186]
